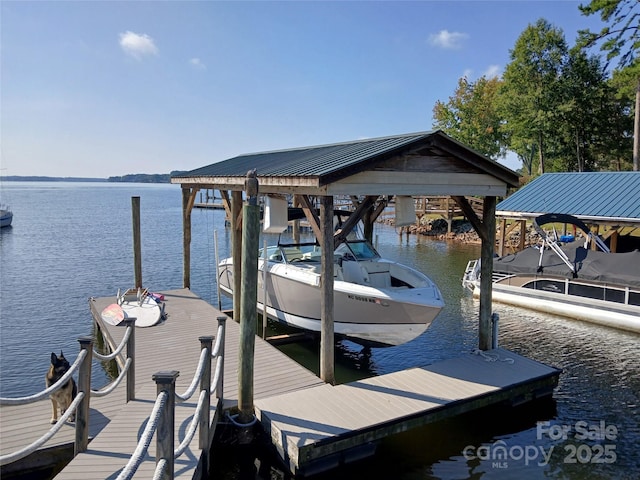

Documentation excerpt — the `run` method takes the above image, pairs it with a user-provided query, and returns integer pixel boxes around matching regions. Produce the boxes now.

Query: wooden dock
[0,289,323,479]
[255,348,560,476]
[1,288,561,479]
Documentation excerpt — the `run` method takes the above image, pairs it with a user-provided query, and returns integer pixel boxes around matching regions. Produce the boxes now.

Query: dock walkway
[256,348,560,476]
[0,289,324,479]
[1,288,560,479]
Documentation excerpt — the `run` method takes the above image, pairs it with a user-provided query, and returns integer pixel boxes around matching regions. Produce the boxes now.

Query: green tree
[432,76,508,160]
[499,19,569,175]
[578,0,640,169]
[555,48,627,171]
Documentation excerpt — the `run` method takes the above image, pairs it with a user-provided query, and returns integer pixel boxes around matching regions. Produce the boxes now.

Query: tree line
[432,0,639,176]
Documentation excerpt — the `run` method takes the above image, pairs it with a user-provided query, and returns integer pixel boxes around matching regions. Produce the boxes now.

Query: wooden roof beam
[298,195,323,240]
[334,196,378,248]
[452,195,488,243]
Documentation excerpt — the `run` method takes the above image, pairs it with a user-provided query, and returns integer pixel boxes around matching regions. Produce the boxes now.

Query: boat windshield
[261,244,321,263]
[260,240,380,263]
[335,240,380,261]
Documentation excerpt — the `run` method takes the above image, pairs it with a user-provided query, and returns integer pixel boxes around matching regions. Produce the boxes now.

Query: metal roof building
[497,172,640,227]
[171,130,520,360]
[172,130,518,196]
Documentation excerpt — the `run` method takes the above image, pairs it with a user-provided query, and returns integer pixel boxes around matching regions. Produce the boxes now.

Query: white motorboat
[0,204,12,228]
[218,238,444,346]
[462,213,640,333]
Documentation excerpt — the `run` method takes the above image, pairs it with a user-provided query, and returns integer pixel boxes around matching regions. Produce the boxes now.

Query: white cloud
[460,65,502,81]
[189,58,206,70]
[428,30,469,49]
[119,31,158,59]
[483,64,501,78]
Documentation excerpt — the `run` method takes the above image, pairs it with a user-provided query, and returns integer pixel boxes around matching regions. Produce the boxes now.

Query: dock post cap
[77,336,93,345]
[152,370,180,384]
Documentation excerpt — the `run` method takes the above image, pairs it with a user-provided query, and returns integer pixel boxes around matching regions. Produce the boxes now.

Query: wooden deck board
[3,287,560,479]
[255,348,560,474]
[1,289,324,479]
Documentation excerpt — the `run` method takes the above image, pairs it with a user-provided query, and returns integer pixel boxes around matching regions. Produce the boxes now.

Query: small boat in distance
[218,238,445,347]
[0,204,12,228]
[462,213,640,333]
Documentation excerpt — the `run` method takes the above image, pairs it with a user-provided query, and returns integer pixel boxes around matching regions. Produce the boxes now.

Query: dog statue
[45,351,77,424]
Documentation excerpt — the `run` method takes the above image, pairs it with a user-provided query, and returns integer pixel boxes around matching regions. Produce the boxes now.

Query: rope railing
[115,390,169,480]
[210,356,224,396]
[113,315,227,480]
[175,348,209,402]
[0,392,85,465]
[1,309,227,480]
[174,389,207,458]
[0,316,137,467]
[93,325,132,362]
[0,350,87,406]
[91,358,132,397]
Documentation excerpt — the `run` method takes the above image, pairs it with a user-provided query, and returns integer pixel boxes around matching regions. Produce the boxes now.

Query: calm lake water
[1,182,638,479]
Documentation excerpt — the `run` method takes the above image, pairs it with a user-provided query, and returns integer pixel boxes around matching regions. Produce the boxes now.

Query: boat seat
[341,260,367,284]
[368,271,392,288]
[361,261,392,288]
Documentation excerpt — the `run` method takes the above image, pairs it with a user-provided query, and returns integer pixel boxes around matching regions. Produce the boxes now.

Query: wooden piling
[479,196,496,350]
[132,197,142,289]
[74,336,93,456]
[320,195,335,385]
[153,371,178,480]
[182,188,192,289]
[231,191,243,320]
[124,318,136,402]
[238,172,259,423]
[198,336,214,449]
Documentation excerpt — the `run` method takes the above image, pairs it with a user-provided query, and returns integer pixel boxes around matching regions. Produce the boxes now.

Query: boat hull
[0,210,12,228]
[219,259,443,346]
[469,280,640,334]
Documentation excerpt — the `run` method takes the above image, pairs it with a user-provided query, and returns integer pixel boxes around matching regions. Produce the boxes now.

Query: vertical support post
[153,371,179,480]
[182,188,192,289]
[491,313,500,349]
[238,171,259,424]
[198,336,214,450]
[292,195,300,243]
[75,336,93,455]
[123,318,136,402]
[479,196,496,351]
[132,196,142,289]
[262,238,268,339]
[320,195,335,384]
[215,316,226,404]
[363,205,374,244]
[231,191,243,319]
[498,218,507,257]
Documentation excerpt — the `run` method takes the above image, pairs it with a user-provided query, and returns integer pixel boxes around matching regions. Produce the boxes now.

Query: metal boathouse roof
[171,130,519,197]
[497,172,640,225]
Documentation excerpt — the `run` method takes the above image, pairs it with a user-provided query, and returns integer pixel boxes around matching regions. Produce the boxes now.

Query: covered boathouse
[493,171,640,255]
[171,129,520,378]
[169,131,562,475]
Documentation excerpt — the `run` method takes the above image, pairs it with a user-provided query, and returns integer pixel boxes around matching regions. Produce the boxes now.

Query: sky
[1,1,607,178]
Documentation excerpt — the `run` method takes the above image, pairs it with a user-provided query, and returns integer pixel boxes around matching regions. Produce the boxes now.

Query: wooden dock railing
[0,318,137,465]
[0,314,226,479]
[114,315,226,480]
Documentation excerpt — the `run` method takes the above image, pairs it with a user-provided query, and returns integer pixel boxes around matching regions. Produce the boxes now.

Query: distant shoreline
[1,176,108,182]
[1,172,187,183]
